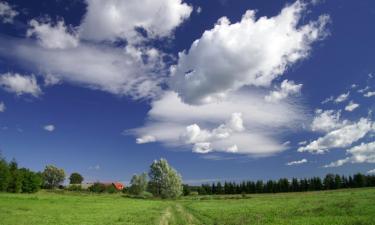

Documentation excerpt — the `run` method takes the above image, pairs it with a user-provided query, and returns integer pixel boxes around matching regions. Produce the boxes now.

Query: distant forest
[184,173,375,195]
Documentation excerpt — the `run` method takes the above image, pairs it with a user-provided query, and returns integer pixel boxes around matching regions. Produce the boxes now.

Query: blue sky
[0,0,374,185]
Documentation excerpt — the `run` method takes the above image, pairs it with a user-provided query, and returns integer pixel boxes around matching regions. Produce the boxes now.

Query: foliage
[106,185,118,194]
[42,165,66,189]
[129,173,148,195]
[19,169,42,193]
[0,155,10,192]
[69,173,84,184]
[186,173,375,196]
[7,159,23,193]
[148,158,183,199]
[88,182,106,193]
[66,184,83,192]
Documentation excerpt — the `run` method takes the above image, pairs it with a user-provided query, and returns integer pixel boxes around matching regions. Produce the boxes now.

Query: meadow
[1,188,375,225]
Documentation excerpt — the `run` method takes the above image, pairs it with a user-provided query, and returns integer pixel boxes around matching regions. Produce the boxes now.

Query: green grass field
[1,188,375,225]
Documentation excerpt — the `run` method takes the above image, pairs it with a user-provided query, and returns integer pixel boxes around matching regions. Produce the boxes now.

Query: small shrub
[107,185,118,194]
[66,184,82,192]
[190,191,199,196]
[88,182,106,193]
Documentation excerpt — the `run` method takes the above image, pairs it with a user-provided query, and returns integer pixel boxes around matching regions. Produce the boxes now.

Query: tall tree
[148,158,183,198]
[42,165,65,189]
[129,172,148,195]
[7,159,23,193]
[0,155,10,192]
[69,172,84,184]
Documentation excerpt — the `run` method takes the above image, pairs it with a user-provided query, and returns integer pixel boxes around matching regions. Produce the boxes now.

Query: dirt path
[158,204,200,225]
[159,206,173,225]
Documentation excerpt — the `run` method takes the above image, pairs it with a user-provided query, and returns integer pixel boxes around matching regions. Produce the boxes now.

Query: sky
[0,0,374,185]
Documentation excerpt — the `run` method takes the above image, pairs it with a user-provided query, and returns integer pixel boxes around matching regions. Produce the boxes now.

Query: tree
[88,182,106,193]
[148,158,183,198]
[7,159,23,193]
[19,168,42,193]
[323,174,335,189]
[0,155,10,192]
[129,173,148,195]
[69,172,84,184]
[42,165,65,189]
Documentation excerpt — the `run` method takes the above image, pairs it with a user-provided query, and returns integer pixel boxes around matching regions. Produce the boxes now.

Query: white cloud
[265,80,302,102]
[132,90,307,156]
[79,0,192,43]
[196,6,202,14]
[136,135,156,144]
[298,118,374,154]
[0,37,164,99]
[358,86,369,93]
[27,19,79,49]
[345,101,359,112]
[364,91,375,97]
[0,1,18,23]
[368,169,375,174]
[311,109,345,132]
[334,92,349,103]
[170,1,329,104]
[0,73,42,97]
[324,141,375,168]
[89,165,100,170]
[0,101,5,112]
[43,124,55,132]
[321,96,334,104]
[286,158,307,166]
[298,140,307,145]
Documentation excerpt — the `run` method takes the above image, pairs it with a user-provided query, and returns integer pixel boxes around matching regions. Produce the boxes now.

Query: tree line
[184,173,375,195]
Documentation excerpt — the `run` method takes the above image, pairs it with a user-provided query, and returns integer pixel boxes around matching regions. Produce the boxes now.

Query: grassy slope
[1,188,375,225]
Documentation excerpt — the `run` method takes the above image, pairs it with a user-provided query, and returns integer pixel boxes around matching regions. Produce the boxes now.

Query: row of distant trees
[0,155,84,193]
[185,173,375,195]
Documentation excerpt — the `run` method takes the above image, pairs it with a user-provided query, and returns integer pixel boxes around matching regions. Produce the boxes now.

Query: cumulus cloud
[0,101,5,112]
[311,109,346,132]
[79,0,192,43]
[324,141,375,168]
[170,1,329,104]
[286,158,307,166]
[345,101,359,112]
[364,91,375,97]
[136,135,156,144]
[334,92,350,103]
[358,86,370,94]
[132,90,307,155]
[321,96,334,104]
[0,1,18,23]
[43,124,55,132]
[27,19,79,49]
[0,73,42,97]
[265,80,302,102]
[0,37,164,99]
[368,169,375,174]
[298,118,374,154]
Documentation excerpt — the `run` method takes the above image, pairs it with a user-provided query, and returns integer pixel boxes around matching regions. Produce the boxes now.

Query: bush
[107,185,118,194]
[88,182,106,193]
[66,184,82,192]
[190,191,199,196]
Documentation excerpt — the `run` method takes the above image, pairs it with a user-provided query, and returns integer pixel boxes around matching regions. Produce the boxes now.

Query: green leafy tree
[7,159,23,193]
[0,155,10,192]
[148,158,183,198]
[88,182,106,193]
[69,172,84,184]
[19,168,42,193]
[129,173,148,195]
[42,165,65,189]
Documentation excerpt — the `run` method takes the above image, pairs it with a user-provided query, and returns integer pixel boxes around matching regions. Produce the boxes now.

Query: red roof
[113,182,124,190]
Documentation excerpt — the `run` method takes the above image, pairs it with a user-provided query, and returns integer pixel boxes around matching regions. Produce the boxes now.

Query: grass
[1,188,375,225]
